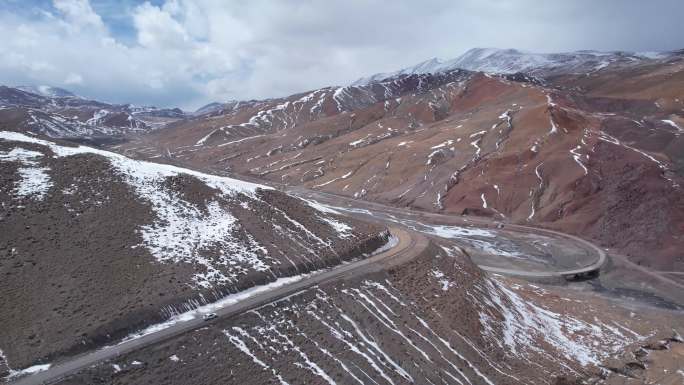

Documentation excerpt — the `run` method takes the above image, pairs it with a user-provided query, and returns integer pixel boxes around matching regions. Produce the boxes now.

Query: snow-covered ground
[0,131,363,289]
[477,276,643,368]
[120,233,396,346]
[0,147,52,200]
[1,345,51,382]
[121,272,322,344]
[0,131,271,288]
[314,201,530,260]
[223,280,500,385]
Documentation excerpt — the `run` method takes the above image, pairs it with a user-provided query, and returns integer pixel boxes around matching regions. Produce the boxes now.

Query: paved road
[198,168,607,278]
[10,185,607,385]
[289,188,606,279]
[10,228,426,385]
[609,252,684,291]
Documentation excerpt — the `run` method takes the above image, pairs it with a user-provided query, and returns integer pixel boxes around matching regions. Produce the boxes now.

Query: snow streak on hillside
[219,274,642,385]
[0,131,358,288]
[223,281,499,385]
[477,277,643,368]
[0,147,52,200]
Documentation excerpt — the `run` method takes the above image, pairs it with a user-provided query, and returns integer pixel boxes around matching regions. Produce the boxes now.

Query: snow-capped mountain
[15,85,78,99]
[175,70,470,149]
[446,48,665,74]
[350,57,448,85]
[353,48,668,85]
[124,49,684,276]
[193,101,230,116]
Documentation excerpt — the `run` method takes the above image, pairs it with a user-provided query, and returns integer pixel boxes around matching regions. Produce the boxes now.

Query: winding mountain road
[9,228,427,385]
[290,188,606,279]
[9,187,607,385]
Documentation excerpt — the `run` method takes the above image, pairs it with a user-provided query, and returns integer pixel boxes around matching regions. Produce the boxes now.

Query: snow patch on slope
[0,147,52,200]
[479,277,641,367]
[5,363,52,381]
[0,131,279,288]
[661,119,683,134]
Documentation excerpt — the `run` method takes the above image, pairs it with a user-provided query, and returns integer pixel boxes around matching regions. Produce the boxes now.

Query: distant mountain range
[353,47,669,85]
[2,47,683,385]
[108,47,684,274]
[15,85,78,98]
[0,85,185,138]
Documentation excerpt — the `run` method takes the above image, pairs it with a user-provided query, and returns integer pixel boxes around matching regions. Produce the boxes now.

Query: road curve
[10,180,608,384]
[288,188,607,279]
[10,228,427,385]
[197,169,607,278]
[463,218,607,278]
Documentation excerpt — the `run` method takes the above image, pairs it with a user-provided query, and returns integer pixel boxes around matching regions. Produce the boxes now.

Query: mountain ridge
[1,46,683,385]
[15,85,78,99]
[352,47,671,85]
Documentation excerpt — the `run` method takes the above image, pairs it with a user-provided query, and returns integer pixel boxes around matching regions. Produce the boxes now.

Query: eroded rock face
[0,132,386,371]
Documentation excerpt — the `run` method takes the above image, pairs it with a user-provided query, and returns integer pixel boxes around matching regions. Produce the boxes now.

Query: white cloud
[0,0,683,109]
[53,0,106,32]
[133,2,190,49]
[64,72,83,85]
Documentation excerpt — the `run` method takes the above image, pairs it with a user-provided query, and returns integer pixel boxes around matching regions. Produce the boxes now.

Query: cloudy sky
[2,0,683,110]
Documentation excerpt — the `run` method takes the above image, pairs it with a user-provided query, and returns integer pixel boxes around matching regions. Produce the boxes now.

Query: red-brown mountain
[115,49,684,271]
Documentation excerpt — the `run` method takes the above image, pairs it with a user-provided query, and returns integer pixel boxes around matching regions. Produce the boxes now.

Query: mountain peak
[352,47,672,86]
[351,57,448,86]
[16,85,77,98]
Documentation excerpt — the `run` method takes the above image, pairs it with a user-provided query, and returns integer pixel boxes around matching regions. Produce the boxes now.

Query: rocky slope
[115,52,683,272]
[53,239,681,385]
[2,47,683,385]
[0,131,386,375]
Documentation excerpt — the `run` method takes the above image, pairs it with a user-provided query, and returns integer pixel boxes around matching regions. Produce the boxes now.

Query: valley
[115,50,684,274]
[1,46,683,385]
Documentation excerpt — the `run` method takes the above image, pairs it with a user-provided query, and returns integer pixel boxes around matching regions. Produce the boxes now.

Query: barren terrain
[53,241,684,385]
[1,48,683,385]
[110,52,683,274]
[0,132,385,374]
